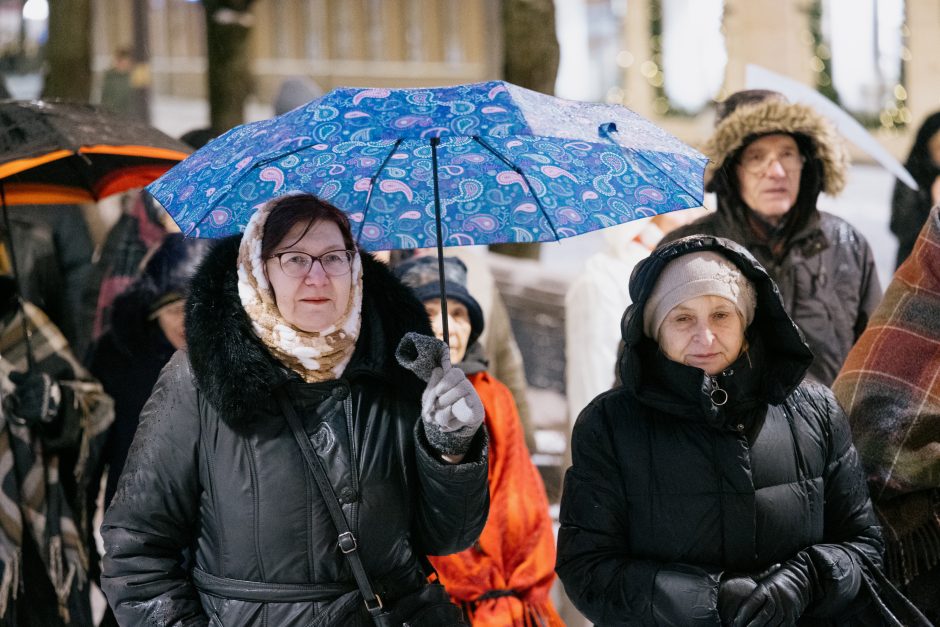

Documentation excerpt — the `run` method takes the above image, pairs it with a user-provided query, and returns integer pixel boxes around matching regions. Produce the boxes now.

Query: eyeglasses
[738,149,805,175]
[270,249,355,278]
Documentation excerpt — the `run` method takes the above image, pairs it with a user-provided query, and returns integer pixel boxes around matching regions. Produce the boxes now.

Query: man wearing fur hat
[663,89,881,385]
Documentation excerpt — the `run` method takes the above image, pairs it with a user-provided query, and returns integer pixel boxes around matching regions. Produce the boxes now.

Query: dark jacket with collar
[87,286,177,510]
[100,236,489,627]
[556,236,883,626]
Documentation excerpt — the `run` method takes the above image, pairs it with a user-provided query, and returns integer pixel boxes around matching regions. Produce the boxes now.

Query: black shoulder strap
[274,387,389,623]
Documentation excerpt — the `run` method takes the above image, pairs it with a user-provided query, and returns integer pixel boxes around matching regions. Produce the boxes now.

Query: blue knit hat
[138,233,212,316]
[393,256,485,347]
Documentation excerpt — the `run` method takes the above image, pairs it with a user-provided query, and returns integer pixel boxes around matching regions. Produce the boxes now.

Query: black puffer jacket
[100,237,489,626]
[556,236,883,626]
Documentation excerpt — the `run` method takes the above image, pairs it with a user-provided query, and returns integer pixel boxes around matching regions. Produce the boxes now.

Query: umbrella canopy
[147,80,706,249]
[0,99,191,205]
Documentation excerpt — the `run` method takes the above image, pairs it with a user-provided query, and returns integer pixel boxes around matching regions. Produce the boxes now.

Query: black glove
[733,555,816,627]
[718,575,758,625]
[6,370,60,425]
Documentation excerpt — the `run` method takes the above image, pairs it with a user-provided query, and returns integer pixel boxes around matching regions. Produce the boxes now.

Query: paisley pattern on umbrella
[148,81,706,250]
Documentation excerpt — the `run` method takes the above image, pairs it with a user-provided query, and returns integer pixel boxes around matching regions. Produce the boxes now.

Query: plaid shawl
[832,205,940,586]
[0,302,113,622]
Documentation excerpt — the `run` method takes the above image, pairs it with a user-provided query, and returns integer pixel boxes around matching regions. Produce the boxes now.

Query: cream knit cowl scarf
[237,203,363,382]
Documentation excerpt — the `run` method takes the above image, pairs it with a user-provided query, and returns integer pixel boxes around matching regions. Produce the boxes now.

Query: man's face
[735,134,803,226]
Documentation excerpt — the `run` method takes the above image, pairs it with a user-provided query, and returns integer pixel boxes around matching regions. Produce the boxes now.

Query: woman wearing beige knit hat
[557,235,894,626]
[662,89,882,386]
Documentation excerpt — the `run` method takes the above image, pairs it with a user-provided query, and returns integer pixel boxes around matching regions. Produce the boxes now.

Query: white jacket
[564,220,664,425]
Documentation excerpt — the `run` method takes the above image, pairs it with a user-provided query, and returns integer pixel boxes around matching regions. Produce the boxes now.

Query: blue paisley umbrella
[147,80,706,336]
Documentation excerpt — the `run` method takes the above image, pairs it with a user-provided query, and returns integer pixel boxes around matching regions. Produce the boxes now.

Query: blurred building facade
[92,0,501,103]
[620,0,938,158]
[89,0,940,158]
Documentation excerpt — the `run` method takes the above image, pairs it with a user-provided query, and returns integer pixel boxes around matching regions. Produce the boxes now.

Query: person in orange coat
[394,255,563,627]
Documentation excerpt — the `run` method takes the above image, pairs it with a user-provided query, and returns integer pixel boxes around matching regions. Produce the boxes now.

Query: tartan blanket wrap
[0,302,114,621]
[833,205,940,585]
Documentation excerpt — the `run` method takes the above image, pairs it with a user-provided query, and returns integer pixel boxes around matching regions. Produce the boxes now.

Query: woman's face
[657,295,745,375]
[424,298,472,365]
[156,300,187,350]
[265,219,353,333]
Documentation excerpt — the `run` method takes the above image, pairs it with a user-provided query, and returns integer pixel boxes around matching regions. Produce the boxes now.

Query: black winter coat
[556,236,883,626]
[87,286,177,509]
[100,238,489,626]
[663,210,881,386]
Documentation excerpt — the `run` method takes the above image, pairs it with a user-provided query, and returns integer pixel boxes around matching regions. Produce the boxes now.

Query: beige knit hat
[643,251,757,339]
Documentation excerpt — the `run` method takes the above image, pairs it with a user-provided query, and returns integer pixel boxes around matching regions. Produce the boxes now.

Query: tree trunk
[490,0,560,260]
[43,0,92,100]
[203,0,257,135]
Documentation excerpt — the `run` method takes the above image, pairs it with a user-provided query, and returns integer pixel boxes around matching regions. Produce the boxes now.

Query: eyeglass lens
[279,251,353,277]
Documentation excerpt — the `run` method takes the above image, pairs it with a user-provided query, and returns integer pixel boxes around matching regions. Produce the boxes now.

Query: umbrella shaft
[430,138,449,345]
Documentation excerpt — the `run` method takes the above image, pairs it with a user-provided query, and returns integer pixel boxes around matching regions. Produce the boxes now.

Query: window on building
[555,0,626,103]
[654,0,726,115]
[816,0,908,128]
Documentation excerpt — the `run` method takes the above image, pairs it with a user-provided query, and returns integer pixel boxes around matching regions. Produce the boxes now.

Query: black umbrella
[0,99,191,367]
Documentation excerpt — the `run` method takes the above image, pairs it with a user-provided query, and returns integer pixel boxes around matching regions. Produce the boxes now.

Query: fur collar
[185,236,433,427]
[705,99,848,196]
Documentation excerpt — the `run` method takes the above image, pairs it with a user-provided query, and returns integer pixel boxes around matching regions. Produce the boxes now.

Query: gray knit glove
[396,332,485,456]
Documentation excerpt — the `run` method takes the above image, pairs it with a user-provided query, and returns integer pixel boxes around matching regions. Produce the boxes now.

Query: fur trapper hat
[705,92,849,196]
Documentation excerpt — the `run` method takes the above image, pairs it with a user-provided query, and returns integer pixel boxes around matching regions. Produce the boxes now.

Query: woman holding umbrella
[100,193,488,626]
[556,235,886,625]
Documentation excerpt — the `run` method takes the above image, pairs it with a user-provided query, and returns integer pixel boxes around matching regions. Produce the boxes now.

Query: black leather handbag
[277,390,466,627]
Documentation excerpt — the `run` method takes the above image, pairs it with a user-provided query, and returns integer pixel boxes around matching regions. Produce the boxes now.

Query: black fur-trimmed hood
[185,236,433,426]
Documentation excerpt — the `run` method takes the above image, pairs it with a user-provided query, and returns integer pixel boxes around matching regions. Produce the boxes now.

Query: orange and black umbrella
[0,99,191,205]
[0,99,191,367]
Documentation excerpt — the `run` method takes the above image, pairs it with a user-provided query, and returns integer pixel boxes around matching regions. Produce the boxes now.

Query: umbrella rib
[471,135,560,240]
[356,138,402,245]
[630,148,702,203]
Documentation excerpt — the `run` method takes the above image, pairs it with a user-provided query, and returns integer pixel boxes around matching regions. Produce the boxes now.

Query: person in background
[662,89,881,385]
[101,193,487,625]
[890,110,940,268]
[98,48,133,116]
[273,77,323,115]
[557,235,884,625]
[833,205,940,624]
[88,233,210,509]
[394,255,562,626]
[81,191,172,344]
[564,209,705,424]
[87,233,209,627]
[3,205,94,358]
[391,248,536,452]
[0,276,113,626]
[80,128,209,349]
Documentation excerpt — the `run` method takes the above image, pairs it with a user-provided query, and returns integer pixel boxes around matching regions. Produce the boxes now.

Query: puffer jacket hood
[619,235,813,408]
[705,97,849,196]
[185,235,432,428]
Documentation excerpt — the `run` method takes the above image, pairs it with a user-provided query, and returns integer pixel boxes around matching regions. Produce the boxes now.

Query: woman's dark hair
[904,110,940,189]
[260,194,355,259]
